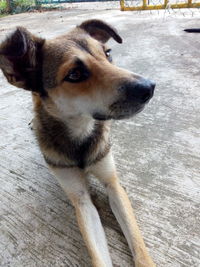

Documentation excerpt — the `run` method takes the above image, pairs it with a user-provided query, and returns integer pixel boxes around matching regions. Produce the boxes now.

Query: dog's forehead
[42,30,103,89]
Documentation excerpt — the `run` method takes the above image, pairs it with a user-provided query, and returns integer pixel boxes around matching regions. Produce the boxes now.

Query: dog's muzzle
[93,78,156,121]
[120,78,155,104]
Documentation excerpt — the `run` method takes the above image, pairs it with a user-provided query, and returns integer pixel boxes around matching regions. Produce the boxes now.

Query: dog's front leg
[90,152,156,267]
[50,167,113,267]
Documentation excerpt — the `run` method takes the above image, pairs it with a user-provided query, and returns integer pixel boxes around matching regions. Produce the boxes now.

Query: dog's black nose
[124,79,155,104]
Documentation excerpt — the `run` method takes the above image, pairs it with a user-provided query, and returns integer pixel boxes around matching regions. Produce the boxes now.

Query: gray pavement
[0,8,200,267]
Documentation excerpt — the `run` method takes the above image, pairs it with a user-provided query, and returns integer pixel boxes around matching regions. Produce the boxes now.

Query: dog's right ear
[0,27,45,93]
[79,19,122,44]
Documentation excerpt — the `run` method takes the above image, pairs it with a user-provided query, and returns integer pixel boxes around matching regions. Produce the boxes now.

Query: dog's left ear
[79,19,123,44]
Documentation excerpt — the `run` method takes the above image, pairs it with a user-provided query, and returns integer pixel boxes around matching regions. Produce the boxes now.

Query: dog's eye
[68,69,81,81]
[105,49,112,62]
[64,67,89,83]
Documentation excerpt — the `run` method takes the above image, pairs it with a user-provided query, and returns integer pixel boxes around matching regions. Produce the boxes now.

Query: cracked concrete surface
[0,8,200,267]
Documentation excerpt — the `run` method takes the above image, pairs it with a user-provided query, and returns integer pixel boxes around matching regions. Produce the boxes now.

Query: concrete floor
[0,7,200,267]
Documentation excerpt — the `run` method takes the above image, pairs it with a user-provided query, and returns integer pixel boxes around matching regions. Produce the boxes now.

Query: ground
[0,6,200,267]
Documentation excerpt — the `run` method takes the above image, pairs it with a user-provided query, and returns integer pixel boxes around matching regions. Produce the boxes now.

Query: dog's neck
[41,96,96,141]
[63,115,96,141]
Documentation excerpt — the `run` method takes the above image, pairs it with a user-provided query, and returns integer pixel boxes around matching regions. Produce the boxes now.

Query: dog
[0,20,156,267]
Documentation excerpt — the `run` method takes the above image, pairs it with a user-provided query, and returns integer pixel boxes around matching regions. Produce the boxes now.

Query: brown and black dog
[0,20,156,267]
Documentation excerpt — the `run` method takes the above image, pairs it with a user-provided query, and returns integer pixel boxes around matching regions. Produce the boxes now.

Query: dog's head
[0,19,155,120]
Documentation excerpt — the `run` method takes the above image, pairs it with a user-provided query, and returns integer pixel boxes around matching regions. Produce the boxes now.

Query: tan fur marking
[48,36,136,99]
[50,59,132,100]
[32,93,42,110]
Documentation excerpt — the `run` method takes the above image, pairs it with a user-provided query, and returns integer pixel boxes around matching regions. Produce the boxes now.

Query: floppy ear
[0,27,45,94]
[79,19,123,44]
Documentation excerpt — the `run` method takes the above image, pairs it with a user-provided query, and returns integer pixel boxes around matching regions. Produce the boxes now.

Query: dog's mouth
[93,102,145,121]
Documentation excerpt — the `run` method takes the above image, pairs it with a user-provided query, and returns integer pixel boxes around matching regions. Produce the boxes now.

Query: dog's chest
[59,122,110,168]
[35,111,111,169]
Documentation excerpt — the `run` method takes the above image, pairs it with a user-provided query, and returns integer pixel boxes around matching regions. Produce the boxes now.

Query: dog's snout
[134,79,155,102]
[123,79,155,104]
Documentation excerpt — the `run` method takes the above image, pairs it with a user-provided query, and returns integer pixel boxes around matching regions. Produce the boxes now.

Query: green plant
[0,0,61,15]
[0,0,7,14]
[12,0,36,13]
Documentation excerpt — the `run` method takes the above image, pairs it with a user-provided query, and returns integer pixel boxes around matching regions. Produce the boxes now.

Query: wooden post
[143,0,147,8]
